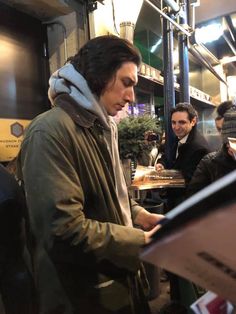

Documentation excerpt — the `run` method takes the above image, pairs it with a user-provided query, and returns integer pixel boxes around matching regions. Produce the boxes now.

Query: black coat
[187,145,236,198]
[0,164,36,314]
[171,127,210,183]
[159,127,210,210]
[0,164,24,263]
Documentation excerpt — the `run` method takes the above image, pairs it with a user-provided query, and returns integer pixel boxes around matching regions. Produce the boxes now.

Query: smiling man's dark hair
[170,102,198,122]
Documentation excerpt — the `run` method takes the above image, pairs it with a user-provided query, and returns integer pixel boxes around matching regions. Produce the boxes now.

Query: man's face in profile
[99,62,138,116]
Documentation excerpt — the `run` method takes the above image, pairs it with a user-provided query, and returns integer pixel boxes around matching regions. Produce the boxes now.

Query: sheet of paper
[141,203,236,303]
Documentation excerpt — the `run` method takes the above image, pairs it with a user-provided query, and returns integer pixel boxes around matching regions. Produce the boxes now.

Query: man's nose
[173,122,181,128]
[124,87,135,104]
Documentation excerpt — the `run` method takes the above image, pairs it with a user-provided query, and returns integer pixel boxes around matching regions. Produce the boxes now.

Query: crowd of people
[0,35,235,314]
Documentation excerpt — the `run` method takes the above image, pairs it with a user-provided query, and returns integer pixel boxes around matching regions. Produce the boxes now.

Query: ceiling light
[221,56,236,64]
[195,23,223,44]
[150,38,162,53]
[113,0,144,42]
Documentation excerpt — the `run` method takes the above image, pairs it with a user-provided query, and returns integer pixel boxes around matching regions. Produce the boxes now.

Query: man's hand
[155,163,164,171]
[144,224,162,244]
[134,208,164,244]
[134,208,164,231]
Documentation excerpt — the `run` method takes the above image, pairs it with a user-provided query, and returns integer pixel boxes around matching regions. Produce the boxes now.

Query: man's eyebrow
[171,120,187,123]
[123,77,137,85]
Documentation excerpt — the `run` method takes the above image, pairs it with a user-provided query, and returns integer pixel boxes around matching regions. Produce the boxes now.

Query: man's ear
[191,116,197,126]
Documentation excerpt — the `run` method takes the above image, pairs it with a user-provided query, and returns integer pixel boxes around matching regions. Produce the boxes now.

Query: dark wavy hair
[216,100,233,118]
[67,35,142,97]
[170,102,198,122]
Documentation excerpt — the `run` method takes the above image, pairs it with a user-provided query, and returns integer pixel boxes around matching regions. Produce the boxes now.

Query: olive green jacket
[17,94,149,314]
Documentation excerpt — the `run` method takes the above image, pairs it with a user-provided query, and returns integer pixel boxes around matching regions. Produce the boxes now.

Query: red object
[206,296,227,314]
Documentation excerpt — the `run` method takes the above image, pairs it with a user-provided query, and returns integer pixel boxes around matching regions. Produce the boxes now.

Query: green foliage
[118,115,161,160]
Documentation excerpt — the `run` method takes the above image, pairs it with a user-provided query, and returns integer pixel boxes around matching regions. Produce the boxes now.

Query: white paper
[141,202,236,303]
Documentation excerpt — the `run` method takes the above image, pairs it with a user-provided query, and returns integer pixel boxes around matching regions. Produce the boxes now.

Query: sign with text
[0,118,31,162]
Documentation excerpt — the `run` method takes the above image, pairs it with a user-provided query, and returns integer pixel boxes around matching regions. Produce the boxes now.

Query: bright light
[195,23,223,44]
[113,0,144,26]
[173,49,179,66]
[221,56,236,64]
[113,0,144,42]
[232,17,236,28]
[227,76,236,98]
[150,38,162,53]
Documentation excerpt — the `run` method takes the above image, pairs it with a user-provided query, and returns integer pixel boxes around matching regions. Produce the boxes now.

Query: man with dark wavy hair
[156,102,210,195]
[155,102,210,310]
[17,35,163,314]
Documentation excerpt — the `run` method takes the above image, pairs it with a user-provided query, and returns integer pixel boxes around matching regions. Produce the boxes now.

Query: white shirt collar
[178,133,189,144]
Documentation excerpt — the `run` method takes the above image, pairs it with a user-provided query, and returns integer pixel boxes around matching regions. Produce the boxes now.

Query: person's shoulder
[191,129,210,149]
[193,128,206,140]
[25,107,73,137]
[35,106,71,126]
[200,151,217,163]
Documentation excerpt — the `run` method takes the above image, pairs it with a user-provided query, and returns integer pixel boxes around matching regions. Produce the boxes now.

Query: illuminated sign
[0,118,31,162]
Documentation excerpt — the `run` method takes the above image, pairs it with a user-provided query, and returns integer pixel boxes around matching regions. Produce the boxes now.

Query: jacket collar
[54,94,107,129]
[174,126,197,146]
[185,126,197,144]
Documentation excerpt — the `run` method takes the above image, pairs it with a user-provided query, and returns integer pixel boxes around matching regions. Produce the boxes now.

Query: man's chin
[108,111,117,117]
[108,109,121,117]
[109,110,120,117]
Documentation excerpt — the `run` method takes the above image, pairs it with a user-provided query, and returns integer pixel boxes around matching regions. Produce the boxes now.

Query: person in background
[214,100,233,133]
[142,131,165,168]
[155,131,165,163]
[17,35,164,314]
[187,108,236,197]
[155,103,210,312]
[0,163,36,314]
[138,131,160,167]
[155,102,210,206]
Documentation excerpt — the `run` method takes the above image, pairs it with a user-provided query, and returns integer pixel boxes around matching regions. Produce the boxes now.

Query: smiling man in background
[156,102,210,194]
[155,102,210,310]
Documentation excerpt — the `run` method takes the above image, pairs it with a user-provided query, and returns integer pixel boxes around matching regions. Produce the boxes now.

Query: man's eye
[171,121,187,125]
[123,79,132,87]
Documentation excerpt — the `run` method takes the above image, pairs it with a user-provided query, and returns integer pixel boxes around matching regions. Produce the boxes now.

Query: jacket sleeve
[181,146,209,184]
[18,129,145,272]
[186,154,212,197]
[156,152,167,167]
[130,198,144,221]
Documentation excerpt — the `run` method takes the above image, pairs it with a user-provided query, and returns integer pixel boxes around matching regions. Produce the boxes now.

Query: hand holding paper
[144,223,162,244]
[134,208,164,231]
